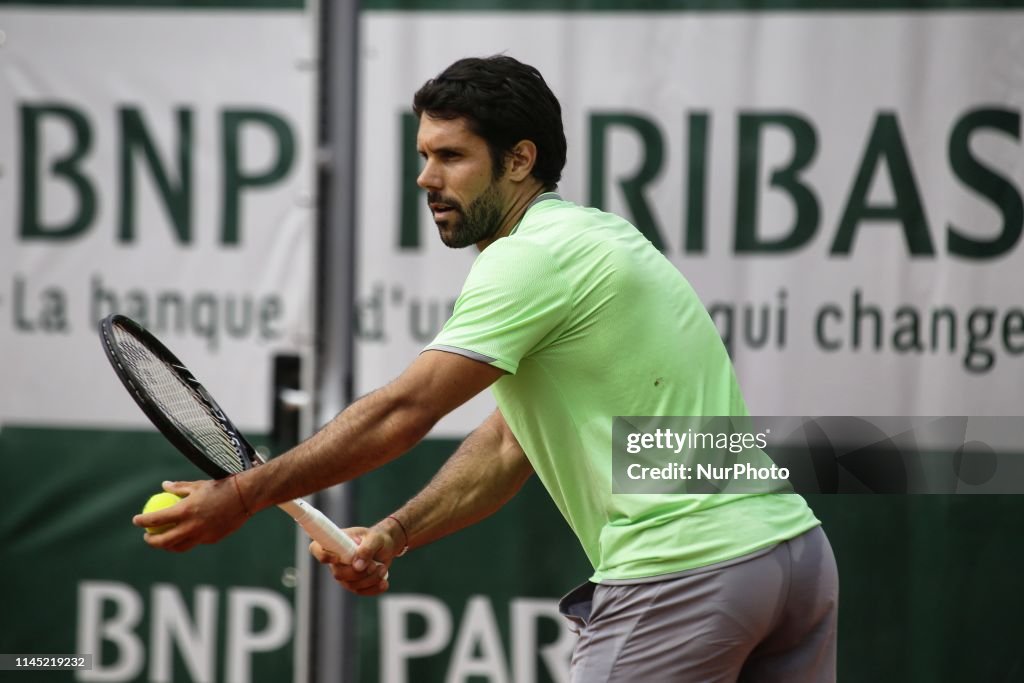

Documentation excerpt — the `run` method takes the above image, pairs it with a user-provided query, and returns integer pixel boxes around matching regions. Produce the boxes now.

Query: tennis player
[135,55,838,682]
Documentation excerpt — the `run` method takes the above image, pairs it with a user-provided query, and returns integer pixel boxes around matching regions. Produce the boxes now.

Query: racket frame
[99,314,259,479]
[99,314,359,561]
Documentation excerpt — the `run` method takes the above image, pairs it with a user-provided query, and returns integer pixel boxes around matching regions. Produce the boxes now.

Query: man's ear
[505,140,538,182]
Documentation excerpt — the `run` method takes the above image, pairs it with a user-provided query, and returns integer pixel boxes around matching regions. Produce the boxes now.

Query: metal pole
[308,0,360,681]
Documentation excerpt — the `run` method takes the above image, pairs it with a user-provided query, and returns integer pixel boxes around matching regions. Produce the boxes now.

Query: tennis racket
[99,313,358,561]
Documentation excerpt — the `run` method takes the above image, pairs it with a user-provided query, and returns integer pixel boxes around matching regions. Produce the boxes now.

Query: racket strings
[111,324,247,474]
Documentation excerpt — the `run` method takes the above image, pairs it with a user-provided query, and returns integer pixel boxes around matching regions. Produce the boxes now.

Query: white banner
[1,8,318,431]
[356,11,1024,436]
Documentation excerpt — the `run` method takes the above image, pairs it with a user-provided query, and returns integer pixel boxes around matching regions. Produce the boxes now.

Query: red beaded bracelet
[231,475,251,516]
[387,515,410,556]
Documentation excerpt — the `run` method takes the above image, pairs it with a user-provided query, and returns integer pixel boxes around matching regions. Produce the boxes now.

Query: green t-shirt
[428,195,819,582]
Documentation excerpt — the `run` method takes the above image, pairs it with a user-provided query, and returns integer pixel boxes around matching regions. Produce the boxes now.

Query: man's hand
[309,522,406,596]
[132,479,250,552]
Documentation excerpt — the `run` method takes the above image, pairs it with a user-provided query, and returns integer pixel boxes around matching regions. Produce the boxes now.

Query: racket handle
[277,499,359,562]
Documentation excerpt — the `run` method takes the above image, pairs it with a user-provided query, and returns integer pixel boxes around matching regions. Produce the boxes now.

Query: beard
[429,182,505,249]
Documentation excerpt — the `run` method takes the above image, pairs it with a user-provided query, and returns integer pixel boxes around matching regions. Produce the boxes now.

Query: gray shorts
[558,527,838,683]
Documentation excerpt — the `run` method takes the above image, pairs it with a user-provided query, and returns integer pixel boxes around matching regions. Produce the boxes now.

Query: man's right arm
[312,408,533,595]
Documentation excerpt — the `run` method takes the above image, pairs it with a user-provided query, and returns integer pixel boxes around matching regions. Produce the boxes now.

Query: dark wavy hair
[413,55,567,190]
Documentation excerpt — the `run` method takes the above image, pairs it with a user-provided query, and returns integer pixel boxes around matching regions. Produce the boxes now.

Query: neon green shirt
[428,195,819,582]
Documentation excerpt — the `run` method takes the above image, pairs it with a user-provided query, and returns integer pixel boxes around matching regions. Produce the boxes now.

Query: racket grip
[277,499,359,562]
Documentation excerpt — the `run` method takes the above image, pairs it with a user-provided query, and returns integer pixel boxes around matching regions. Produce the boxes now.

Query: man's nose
[417,160,440,191]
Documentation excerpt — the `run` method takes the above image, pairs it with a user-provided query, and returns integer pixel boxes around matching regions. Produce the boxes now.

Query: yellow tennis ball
[142,492,183,534]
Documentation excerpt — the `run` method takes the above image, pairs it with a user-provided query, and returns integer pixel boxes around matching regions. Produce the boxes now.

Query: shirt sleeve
[426,239,571,374]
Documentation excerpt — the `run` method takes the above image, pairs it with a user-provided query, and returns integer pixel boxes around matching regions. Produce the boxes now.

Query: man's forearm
[241,383,434,513]
[389,409,533,550]
[238,351,505,514]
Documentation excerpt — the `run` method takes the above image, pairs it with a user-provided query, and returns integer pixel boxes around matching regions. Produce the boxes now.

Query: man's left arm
[133,350,504,552]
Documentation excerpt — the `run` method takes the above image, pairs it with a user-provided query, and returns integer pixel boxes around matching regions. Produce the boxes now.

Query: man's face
[416,115,508,249]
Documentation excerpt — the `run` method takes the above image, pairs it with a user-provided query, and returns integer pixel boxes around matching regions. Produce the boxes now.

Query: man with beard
[135,56,838,682]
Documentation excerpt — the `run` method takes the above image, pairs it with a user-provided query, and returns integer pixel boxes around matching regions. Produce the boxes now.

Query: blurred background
[2,1,1023,681]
